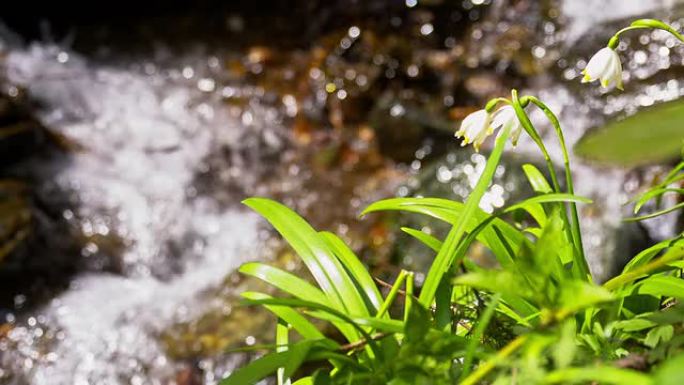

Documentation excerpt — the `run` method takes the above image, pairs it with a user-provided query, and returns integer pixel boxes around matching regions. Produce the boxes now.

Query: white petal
[491,106,516,129]
[583,47,623,90]
[491,105,523,146]
[456,109,489,144]
[583,47,613,81]
[510,125,523,146]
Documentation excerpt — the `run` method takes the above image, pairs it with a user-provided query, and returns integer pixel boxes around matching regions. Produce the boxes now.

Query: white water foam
[561,0,682,43]
[1,43,266,384]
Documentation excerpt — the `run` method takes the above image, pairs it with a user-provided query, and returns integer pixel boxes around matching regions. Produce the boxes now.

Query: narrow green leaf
[220,339,340,385]
[544,367,653,385]
[644,325,674,348]
[319,231,383,313]
[557,281,614,319]
[239,263,329,306]
[454,270,535,302]
[220,349,291,385]
[522,163,553,194]
[623,237,684,273]
[502,193,592,214]
[612,318,656,332]
[400,227,442,252]
[241,297,380,355]
[307,311,405,334]
[636,275,684,298]
[242,292,326,340]
[276,319,290,385]
[633,188,684,214]
[243,198,369,319]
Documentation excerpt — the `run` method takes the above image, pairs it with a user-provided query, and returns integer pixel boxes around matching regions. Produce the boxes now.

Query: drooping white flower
[455,109,492,152]
[491,105,523,146]
[581,47,624,90]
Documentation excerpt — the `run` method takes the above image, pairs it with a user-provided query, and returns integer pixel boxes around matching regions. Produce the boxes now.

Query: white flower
[491,105,523,146]
[581,47,624,90]
[455,109,492,152]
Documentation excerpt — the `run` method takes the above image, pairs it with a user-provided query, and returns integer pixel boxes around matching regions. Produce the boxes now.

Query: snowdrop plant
[582,18,684,90]
[582,47,624,90]
[222,18,684,385]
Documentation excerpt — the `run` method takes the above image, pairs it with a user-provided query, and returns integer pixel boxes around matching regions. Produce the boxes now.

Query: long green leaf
[363,197,523,271]
[241,297,381,356]
[239,263,329,305]
[220,339,353,385]
[402,225,538,321]
[635,276,684,299]
[544,367,653,385]
[502,193,591,213]
[242,292,326,340]
[276,319,290,385]
[319,231,383,313]
[522,163,553,194]
[400,227,442,252]
[243,198,369,319]
[622,237,684,273]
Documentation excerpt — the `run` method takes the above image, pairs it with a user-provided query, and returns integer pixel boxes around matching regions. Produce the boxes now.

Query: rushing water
[0,42,279,384]
[1,1,683,384]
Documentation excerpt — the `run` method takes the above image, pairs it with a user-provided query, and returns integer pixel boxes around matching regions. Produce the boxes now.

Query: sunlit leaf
[522,163,553,194]
[239,263,329,305]
[636,275,684,299]
[320,231,383,314]
[544,366,653,385]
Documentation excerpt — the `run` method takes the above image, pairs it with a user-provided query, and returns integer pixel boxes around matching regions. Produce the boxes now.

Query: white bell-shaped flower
[455,109,492,152]
[491,105,523,146]
[581,47,624,90]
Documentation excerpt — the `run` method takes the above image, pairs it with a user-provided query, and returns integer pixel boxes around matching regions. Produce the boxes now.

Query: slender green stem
[527,96,590,281]
[376,270,408,319]
[404,272,415,322]
[460,334,528,385]
[608,19,684,49]
[608,26,649,48]
[624,202,684,222]
[276,319,290,385]
[511,90,589,281]
[630,19,684,42]
[485,97,511,112]
[511,90,562,193]
[418,124,512,306]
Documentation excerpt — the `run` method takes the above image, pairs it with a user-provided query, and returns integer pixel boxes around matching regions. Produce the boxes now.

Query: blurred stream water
[0,1,683,384]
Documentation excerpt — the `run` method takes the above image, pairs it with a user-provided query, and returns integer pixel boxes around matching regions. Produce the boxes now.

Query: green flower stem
[404,272,415,322]
[511,90,562,193]
[276,319,291,385]
[512,90,589,281]
[375,270,408,319]
[485,97,511,112]
[608,19,684,49]
[527,96,590,281]
[418,124,512,307]
[460,334,528,385]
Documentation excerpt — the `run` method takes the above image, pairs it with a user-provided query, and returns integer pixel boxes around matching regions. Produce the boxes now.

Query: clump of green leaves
[221,18,684,385]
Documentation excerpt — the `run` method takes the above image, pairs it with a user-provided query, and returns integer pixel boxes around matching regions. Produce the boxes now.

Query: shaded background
[0,1,683,384]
